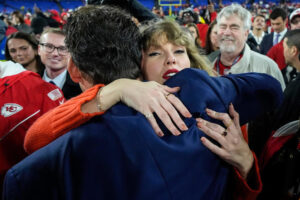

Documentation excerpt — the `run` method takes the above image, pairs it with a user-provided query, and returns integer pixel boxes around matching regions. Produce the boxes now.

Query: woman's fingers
[151,101,182,136]
[144,113,164,137]
[205,108,235,132]
[197,118,228,147]
[229,103,240,129]
[196,118,225,135]
[197,107,254,178]
[165,93,192,118]
[120,80,190,137]
[148,84,189,135]
[200,136,227,158]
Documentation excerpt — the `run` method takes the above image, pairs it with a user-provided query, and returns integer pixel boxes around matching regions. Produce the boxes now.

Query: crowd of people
[0,0,299,199]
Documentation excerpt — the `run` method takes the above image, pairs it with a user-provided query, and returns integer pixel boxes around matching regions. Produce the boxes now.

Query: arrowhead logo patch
[1,103,23,117]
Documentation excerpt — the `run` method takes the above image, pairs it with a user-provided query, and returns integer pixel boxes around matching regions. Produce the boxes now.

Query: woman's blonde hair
[140,19,215,76]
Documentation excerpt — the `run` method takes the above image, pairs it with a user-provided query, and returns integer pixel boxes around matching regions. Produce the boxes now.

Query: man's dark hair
[253,14,265,21]
[285,29,300,56]
[11,11,25,24]
[64,5,142,85]
[270,8,287,20]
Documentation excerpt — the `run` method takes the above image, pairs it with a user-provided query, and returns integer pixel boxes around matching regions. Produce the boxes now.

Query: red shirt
[214,54,244,75]
[196,23,209,48]
[267,40,286,70]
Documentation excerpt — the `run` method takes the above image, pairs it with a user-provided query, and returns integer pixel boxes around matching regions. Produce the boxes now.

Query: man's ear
[37,45,41,56]
[294,47,300,61]
[67,58,81,83]
[291,46,299,58]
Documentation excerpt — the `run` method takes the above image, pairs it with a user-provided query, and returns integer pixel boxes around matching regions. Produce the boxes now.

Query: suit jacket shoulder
[260,33,274,55]
[62,72,82,99]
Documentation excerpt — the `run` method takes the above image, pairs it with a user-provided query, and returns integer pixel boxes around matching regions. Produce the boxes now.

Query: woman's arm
[25,79,192,154]
[24,84,105,154]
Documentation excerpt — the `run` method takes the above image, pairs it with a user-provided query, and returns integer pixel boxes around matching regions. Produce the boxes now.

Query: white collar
[43,69,67,89]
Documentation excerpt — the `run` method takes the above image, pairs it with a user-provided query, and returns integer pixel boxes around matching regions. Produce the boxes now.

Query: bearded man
[212,4,285,90]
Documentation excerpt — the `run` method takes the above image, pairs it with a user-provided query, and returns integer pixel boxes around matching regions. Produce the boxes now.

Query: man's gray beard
[219,43,236,53]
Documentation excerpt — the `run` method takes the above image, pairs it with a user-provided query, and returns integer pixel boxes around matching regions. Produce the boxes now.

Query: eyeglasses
[39,43,69,55]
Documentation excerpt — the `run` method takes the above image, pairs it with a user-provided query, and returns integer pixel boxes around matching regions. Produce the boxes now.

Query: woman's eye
[148,52,160,57]
[175,49,185,54]
[20,47,27,51]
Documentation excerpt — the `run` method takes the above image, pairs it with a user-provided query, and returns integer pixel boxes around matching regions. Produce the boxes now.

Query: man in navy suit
[38,28,81,99]
[3,5,283,200]
[260,8,288,55]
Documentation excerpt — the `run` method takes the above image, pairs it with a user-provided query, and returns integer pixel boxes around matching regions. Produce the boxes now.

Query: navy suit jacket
[62,72,82,100]
[3,69,283,200]
[260,32,274,55]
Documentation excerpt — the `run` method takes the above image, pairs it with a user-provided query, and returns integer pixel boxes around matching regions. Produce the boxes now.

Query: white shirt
[43,69,67,89]
[250,31,265,45]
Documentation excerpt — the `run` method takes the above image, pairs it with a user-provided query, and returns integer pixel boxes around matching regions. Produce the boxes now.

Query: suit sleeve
[221,72,283,125]
[166,69,283,125]
[2,169,21,200]
[24,84,105,154]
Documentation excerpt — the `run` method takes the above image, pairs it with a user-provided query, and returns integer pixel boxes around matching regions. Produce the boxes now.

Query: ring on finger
[165,93,171,100]
[222,130,228,137]
[145,113,154,119]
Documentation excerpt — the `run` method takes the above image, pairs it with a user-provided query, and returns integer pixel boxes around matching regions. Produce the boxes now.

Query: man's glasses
[39,43,69,55]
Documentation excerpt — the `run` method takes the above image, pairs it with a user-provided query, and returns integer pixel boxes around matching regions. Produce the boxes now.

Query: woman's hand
[196,104,254,179]
[99,79,192,137]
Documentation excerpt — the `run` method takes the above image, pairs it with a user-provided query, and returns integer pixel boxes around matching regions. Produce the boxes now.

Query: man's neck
[220,46,244,66]
[252,29,264,37]
[45,67,66,79]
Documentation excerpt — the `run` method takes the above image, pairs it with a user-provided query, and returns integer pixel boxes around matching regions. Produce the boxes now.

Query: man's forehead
[218,15,243,27]
[219,15,243,25]
[270,17,285,23]
[41,32,65,39]
[40,32,66,43]
[254,16,265,22]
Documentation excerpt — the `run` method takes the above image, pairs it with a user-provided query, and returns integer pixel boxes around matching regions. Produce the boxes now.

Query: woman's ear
[67,58,81,83]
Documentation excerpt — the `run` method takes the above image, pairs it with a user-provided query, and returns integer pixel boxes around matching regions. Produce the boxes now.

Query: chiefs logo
[1,103,23,117]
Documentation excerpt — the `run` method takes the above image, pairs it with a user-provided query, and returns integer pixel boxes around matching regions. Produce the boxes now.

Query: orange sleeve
[24,84,105,154]
[233,152,263,200]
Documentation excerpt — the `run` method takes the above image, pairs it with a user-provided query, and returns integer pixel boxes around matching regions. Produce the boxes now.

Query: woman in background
[205,20,219,62]
[186,23,202,50]
[5,32,44,75]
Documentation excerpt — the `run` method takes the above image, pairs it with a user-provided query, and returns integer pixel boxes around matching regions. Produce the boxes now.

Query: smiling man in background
[38,28,81,99]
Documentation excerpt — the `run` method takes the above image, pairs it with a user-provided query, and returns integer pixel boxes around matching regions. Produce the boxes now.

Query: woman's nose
[166,56,176,65]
